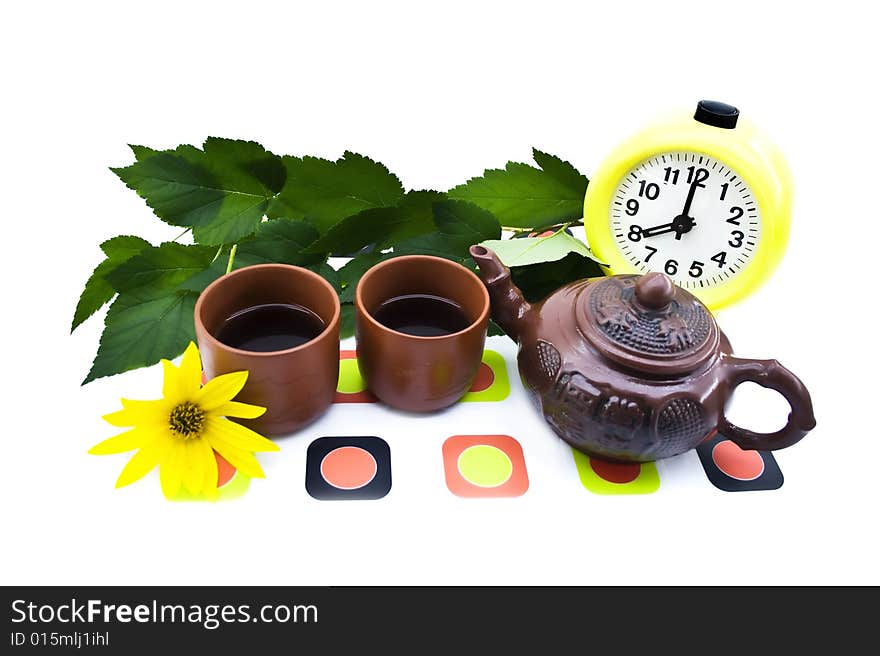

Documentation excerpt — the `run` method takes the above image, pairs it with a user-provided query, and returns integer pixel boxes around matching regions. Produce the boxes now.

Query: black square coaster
[697,432,784,493]
[305,436,392,501]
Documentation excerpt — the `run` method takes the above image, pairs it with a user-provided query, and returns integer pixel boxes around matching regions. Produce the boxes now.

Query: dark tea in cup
[372,293,470,337]
[216,303,326,352]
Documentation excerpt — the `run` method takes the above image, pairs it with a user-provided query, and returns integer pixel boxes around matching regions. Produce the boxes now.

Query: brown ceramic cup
[194,264,340,436]
[355,255,490,412]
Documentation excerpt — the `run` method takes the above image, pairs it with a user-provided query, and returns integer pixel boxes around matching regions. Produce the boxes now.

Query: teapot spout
[469,245,531,342]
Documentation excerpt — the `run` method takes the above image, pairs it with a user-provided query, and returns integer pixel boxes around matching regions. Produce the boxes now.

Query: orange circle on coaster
[469,362,495,393]
[320,446,378,490]
[712,440,765,481]
[215,451,236,488]
[589,458,641,484]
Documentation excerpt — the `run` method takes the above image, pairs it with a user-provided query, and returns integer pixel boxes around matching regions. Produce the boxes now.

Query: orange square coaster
[442,435,529,498]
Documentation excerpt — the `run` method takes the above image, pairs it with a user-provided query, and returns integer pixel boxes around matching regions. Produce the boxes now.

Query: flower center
[169,401,205,439]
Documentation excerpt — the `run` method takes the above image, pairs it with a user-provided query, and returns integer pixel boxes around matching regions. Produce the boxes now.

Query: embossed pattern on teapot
[469,245,816,463]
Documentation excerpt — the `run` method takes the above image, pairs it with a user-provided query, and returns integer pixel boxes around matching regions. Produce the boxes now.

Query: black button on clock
[694,100,739,129]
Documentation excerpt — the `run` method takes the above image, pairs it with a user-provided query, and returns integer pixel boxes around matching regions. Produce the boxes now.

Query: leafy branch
[73,142,600,383]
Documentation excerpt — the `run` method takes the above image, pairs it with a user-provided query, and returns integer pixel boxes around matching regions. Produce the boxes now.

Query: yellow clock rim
[583,115,793,310]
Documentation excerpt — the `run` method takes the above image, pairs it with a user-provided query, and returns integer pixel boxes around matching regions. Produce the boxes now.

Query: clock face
[610,151,761,290]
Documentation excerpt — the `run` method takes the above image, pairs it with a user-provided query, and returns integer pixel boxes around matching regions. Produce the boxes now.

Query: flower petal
[197,439,219,499]
[161,359,183,401]
[181,440,205,495]
[102,409,139,428]
[103,399,168,428]
[211,401,267,420]
[89,427,156,455]
[204,417,280,453]
[115,444,162,488]
[202,482,219,501]
[177,342,203,400]
[196,371,249,410]
[206,435,266,479]
[203,450,222,498]
[159,440,186,499]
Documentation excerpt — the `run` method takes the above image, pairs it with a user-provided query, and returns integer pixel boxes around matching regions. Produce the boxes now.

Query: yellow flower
[89,342,280,499]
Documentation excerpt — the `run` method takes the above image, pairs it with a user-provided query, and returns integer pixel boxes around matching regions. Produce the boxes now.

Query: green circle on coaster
[457,445,513,488]
[337,358,367,394]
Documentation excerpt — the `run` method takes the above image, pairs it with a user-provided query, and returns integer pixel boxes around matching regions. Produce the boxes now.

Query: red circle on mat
[589,458,641,484]
[320,446,378,490]
[215,451,236,488]
[469,363,495,393]
[712,440,765,481]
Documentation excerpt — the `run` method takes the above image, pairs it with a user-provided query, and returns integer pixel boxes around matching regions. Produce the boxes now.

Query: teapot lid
[577,272,719,375]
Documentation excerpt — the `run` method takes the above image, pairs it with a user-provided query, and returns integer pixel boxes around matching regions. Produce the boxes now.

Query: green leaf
[531,148,589,196]
[179,219,326,293]
[83,290,198,384]
[235,219,324,265]
[71,235,152,332]
[392,233,471,263]
[267,152,404,233]
[448,150,588,228]
[111,139,285,245]
[175,257,229,295]
[202,137,286,193]
[432,199,501,242]
[72,261,123,332]
[511,252,604,303]
[337,251,385,303]
[84,140,605,382]
[303,190,443,255]
[378,191,446,246]
[303,206,396,255]
[391,198,502,265]
[309,262,340,292]
[100,235,153,260]
[129,144,160,161]
[105,242,218,298]
[340,303,356,340]
[477,230,598,267]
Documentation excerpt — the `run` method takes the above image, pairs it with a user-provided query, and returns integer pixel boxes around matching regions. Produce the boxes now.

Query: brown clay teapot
[469,245,816,463]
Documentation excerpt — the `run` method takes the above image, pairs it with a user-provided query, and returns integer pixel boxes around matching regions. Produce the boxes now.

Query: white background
[1,0,877,585]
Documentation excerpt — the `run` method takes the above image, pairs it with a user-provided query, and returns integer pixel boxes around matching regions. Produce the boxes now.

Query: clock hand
[641,215,696,239]
[679,178,700,219]
[641,222,677,238]
[663,180,702,240]
[672,214,696,240]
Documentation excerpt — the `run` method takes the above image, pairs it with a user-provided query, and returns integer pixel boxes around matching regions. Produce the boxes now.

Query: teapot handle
[718,355,816,451]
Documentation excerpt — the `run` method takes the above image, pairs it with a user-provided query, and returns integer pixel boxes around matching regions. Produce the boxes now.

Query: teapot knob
[635,272,675,310]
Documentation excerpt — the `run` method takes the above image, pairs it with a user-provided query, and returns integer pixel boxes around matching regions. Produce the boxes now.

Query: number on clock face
[611,151,761,290]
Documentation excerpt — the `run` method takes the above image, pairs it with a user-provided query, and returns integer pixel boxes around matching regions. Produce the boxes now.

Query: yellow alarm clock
[583,100,792,309]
